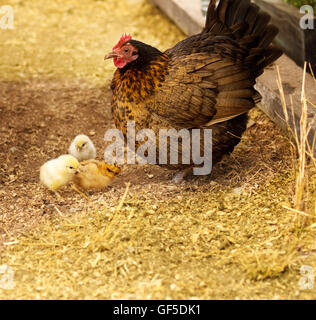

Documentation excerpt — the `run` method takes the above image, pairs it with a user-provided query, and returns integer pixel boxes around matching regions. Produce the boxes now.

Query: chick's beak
[104,51,119,60]
[76,142,83,151]
[76,164,83,174]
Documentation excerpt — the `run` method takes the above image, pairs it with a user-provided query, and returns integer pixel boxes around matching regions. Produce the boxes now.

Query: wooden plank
[150,0,316,156]
[253,0,316,72]
[255,56,316,156]
[148,0,204,36]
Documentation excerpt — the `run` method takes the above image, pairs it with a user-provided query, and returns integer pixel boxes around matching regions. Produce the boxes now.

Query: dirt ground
[0,0,315,300]
[0,77,189,238]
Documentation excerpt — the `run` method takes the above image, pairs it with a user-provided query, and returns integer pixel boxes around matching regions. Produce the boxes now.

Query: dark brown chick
[104,0,282,179]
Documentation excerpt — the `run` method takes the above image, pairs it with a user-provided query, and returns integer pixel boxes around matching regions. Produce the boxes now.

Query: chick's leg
[52,190,63,200]
[71,184,91,201]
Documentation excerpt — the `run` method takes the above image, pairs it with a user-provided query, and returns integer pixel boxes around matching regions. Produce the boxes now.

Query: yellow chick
[40,154,79,191]
[68,134,96,161]
[74,159,121,190]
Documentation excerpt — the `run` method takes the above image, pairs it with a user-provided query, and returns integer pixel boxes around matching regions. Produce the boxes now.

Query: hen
[105,0,282,179]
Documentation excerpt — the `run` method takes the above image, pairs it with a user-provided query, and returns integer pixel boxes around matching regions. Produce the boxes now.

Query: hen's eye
[124,49,129,53]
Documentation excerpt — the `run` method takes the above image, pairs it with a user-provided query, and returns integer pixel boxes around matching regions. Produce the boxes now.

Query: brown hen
[105,0,282,180]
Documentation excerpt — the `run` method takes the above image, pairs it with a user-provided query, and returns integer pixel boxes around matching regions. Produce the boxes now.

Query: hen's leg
[172,167,193,184]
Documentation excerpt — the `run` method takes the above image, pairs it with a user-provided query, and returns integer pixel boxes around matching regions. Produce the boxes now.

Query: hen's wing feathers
[147,49,257,128]
[147,0,284,128]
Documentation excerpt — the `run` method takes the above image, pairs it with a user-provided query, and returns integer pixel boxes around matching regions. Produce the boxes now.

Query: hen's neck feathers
[111,41,169,104]
[119,40,165,74]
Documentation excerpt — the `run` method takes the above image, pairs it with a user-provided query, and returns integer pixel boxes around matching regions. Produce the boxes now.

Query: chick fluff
[74,159,121,190]
[40,154,79,191]
[68,134,96,161]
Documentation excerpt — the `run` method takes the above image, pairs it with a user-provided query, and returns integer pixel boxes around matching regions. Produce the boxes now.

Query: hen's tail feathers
[204,0,282,77]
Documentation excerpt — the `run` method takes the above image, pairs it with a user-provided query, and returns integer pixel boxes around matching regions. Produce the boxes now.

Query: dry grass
[0,0,315,300]
[0,0,184,85]
[276,63,316,229]
[0,167,315,299]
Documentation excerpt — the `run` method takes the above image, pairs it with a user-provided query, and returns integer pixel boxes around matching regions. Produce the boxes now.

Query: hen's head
[105,34,139,69]
[105,34,162,69]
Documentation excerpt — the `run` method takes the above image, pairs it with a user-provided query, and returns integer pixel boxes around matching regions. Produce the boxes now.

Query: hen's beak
[104,51,119,60]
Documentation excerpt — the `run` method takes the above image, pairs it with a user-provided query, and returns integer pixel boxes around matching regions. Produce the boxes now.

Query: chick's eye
[69,166,74,169]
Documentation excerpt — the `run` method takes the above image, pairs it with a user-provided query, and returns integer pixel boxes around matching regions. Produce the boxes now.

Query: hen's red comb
[113,33,132,50]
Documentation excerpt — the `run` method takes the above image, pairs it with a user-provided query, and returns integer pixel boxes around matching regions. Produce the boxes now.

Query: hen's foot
[172,168,193,184]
